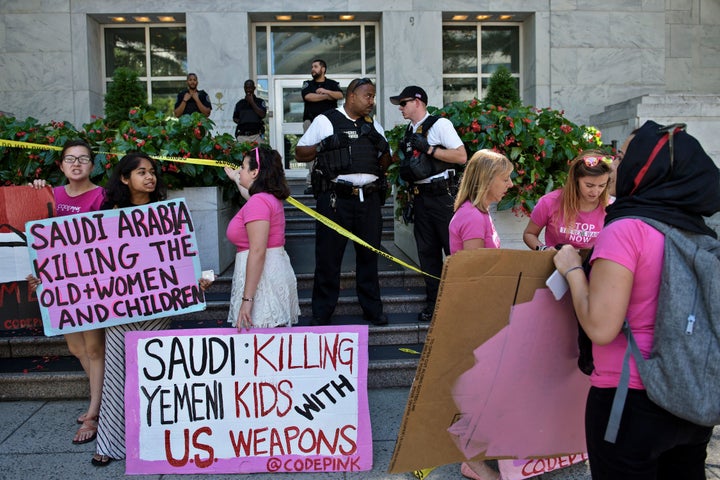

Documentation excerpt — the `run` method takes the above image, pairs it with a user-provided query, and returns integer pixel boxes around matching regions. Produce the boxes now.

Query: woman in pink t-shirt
[449,149,514,256]
[224,147,299,329]
[448,149,513,480]
[523,150,612,250]
[554,121,719,479]
[28,139,105,445]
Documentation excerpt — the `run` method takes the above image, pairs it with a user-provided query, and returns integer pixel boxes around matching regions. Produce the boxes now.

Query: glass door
[272,79,307,175]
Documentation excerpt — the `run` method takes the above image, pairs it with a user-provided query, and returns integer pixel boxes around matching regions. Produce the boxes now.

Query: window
[103,24,187,115]
[255,24,376,76]
[442,24,520,105]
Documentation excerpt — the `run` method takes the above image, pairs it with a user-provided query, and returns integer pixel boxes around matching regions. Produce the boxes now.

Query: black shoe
[417,306,434,322]
[366,313,388,326]
[310,316,331,326]
[304,186,314,195]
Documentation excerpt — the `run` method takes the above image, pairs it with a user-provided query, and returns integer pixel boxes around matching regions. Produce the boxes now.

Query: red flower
[136,139,146,147]
[129,109,137,115]
[193,128,202,139]
[560,124,573,134]
[538,138,545,146]
[169,164,178,173]
[47,136,55,143]
[471,120,481,133]
[214,144,221,150]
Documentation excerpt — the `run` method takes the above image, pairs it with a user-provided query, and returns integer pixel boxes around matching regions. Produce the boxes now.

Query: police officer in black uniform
[232,79,267,144]
[296,78,391,326]
[390,86,467,322]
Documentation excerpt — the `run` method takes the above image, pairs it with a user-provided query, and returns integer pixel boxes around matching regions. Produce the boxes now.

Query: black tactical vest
[324,109,382,177]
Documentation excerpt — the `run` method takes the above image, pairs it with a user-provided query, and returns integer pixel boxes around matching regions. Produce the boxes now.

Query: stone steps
[0,179,430,399]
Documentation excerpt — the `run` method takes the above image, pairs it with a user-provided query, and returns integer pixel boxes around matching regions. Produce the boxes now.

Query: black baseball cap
[390,86,428,105]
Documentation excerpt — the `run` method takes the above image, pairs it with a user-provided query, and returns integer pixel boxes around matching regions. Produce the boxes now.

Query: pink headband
[254,147,261,172]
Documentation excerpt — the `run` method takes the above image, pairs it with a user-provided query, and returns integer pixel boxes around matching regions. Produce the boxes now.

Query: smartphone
[201,269,215,281]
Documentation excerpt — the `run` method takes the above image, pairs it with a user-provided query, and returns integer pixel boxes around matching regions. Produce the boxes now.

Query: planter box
[168,186,237,274]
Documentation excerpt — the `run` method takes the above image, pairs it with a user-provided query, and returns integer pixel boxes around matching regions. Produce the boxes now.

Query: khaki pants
[236,133,263,145]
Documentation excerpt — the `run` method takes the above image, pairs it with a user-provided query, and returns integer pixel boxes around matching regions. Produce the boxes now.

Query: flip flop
[77,413,100,424]
[91,454,113,467]
[72,418,98,445]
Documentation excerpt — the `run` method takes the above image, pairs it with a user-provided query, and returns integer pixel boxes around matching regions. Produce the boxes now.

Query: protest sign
[124,326,372,475]
[0,186,54,333]
[25,199,204,336]
[498,453,589,479]
[389,249,590,474]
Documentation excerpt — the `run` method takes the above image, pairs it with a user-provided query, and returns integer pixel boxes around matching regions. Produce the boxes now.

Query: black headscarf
[605,120,720,237]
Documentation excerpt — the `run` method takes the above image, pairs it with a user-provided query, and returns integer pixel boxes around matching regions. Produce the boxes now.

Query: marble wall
[1,1,718,131]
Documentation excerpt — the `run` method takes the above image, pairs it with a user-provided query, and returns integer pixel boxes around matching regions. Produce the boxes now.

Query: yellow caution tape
[0,139,62,151]
[399,347,423,355]
[2,138,436,279]
[413,467,436,479]
[0,139,238,168]
[285,196,439,280]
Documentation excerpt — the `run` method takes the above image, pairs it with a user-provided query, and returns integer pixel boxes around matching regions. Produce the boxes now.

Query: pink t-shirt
[530,189,606,248]
[589,218,664,389]
[226,192,286,252]
[449,201,500,254]
[53,185,105,216]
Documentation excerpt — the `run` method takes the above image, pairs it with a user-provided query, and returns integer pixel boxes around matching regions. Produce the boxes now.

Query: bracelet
[242,296,254,302]
[564,266,583,278]
[535,244,547,251]
[429,146,437,157]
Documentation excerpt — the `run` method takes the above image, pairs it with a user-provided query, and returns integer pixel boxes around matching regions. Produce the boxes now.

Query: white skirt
[227,247,300,328]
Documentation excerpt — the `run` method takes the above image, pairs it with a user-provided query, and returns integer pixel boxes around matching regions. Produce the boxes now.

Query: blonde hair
[454,149,513,213]
[558,149,612,229]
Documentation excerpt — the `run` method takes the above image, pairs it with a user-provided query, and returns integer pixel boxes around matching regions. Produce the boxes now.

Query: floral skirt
[227,247,300,328]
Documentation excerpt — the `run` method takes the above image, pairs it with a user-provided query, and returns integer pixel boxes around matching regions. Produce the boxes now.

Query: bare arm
[236,219,269,330]
[295,145,317,163]
[553,245,632,345]
[523,220,544,250]
[247,96,267,119]
[462,238,485,250]
[174,92,192,117]
[190,91,212,117]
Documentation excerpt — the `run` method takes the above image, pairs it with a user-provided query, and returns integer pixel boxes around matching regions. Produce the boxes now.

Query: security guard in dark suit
[296,78,391,326]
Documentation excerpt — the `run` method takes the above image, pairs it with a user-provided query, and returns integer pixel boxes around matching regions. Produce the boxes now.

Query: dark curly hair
[101,151,167,209]
[247,146,290,200]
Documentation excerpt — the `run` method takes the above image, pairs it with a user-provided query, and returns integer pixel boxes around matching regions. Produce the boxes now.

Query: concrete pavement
[0,387,718,479]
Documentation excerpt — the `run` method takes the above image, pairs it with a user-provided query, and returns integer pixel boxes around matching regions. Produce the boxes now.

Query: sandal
[461,462,501,480]
[72,417,98,444]
[91,454,113,467]
[76,413,89,424]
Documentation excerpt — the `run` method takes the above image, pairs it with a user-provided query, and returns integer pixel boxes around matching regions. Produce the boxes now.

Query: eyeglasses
[351,77,373,93]
[398,98,416,108]
[62,155,92,164]
[583,155,613,167]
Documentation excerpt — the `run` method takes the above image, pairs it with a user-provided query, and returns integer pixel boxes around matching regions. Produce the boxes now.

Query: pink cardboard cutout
[124,326,372,475]
[25,199,204,336]
[448,288,589,458]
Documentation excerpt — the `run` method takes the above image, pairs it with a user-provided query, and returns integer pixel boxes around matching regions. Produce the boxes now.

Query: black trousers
[412,191,454,306]
[585,387,712,480]
[312,190,384,320]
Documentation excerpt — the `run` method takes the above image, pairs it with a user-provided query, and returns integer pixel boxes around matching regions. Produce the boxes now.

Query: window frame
[442,22,523,103]
[101,22,188,104]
